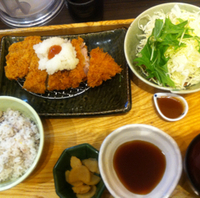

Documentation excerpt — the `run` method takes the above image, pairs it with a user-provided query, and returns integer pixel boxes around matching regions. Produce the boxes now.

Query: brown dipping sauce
[48,45,62,59]
[113,140,166,195]
[157,96,184,119]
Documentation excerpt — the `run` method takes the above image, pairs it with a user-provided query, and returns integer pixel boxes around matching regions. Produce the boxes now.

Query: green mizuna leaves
[134,18,194,87]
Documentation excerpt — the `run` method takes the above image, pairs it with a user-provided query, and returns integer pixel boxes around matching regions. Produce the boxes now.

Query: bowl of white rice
[124,3,200,94]
[0,96,44,191]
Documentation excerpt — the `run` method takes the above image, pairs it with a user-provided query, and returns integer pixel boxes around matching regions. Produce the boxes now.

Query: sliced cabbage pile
[134,5,200,89]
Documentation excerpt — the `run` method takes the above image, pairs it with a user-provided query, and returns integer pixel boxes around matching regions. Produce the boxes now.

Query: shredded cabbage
[136,4,200,89]
[166,39,200,88]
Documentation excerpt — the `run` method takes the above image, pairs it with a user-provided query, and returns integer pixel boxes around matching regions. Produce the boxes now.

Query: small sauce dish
[153,92,188,122]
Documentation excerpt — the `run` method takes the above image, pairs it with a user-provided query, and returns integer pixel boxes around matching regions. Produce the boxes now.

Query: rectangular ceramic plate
[0,28,131,116]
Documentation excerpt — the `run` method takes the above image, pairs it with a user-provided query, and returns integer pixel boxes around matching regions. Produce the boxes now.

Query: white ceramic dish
[99,124,182,198]
[0,96,44,191]
[124,2,200,94]
[153,92,188,121]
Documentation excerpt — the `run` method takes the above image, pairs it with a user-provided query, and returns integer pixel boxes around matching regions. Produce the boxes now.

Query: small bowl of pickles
[53,143,105,198]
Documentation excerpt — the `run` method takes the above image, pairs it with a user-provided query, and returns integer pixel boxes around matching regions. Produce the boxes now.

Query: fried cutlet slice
[87,47,122,87]
[70,37,88,88]
[47,70,71,91]
[23,53,48,94]
[47,37,89,91]
[4,36,41,80]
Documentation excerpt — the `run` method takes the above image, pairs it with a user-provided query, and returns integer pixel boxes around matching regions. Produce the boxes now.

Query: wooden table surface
[1,0,200,198]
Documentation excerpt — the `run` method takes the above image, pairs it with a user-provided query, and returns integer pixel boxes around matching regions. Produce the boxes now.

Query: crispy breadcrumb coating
[23,54,48,94]
[5,36,42,80]
[47,70,71,91]
[87,47,122,87]
[47,37,88,91]
[4,36,121,94]
[70,37,88,88]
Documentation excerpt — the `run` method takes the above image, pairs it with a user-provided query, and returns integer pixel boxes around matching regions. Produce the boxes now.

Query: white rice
[0,109,40,182]
[33,37,79,75]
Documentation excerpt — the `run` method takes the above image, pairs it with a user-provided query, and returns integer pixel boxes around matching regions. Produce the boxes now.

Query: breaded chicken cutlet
[4,36,122,95]
[23,53,48,94]
[5,36,42,80]
[87,47,122,87]
[47,37,89,91]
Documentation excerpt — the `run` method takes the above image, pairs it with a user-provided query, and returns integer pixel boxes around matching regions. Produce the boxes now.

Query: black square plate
[0,28,131,117]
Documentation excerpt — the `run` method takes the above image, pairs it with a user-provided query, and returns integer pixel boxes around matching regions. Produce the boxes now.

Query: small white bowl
[153,93,188,122]
[0,96,44,191]
[99,124,182,198]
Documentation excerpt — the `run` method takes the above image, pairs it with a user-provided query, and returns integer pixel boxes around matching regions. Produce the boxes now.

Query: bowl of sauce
[99,124,182,198]
[153,93,188,121]
[113,140,166,195]
[184,133,200,195]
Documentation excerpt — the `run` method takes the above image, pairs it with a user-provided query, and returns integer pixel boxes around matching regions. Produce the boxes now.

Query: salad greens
[134,17,196,87]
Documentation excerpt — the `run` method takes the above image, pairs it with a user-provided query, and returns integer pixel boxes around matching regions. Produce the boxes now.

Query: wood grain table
[0,1,200,197]
[2,62,200,198]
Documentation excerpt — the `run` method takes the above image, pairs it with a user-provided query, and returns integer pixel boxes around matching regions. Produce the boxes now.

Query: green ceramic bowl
[0,96,44,191]
[124,2,200,94]
[53,143,105,198]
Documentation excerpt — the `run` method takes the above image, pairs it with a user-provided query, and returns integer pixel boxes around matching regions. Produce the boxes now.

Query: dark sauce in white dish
[113,140,166,195]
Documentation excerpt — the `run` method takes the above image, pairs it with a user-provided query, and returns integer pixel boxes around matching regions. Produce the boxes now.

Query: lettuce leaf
[134,18,195,87]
